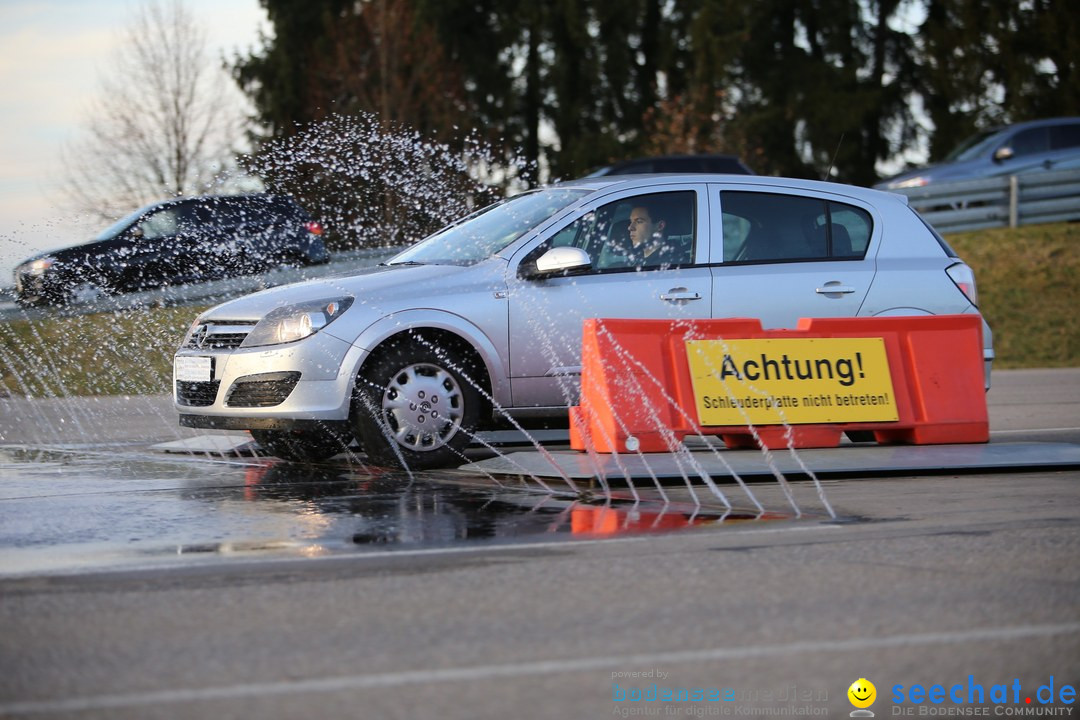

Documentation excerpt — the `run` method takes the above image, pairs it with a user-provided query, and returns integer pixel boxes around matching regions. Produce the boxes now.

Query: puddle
[0,445,807,575]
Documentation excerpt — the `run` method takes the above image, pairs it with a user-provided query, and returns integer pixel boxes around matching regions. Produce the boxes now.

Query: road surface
[0,369,1077,719]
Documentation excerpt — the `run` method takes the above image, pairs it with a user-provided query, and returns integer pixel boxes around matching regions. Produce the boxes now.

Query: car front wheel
[66,277,112,305]
[353,343,482,469]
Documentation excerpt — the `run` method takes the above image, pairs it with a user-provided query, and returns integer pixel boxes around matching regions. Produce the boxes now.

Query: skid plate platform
[460,441,1080,483]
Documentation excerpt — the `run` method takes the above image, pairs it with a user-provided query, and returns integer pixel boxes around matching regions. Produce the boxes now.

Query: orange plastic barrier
[568,315,988,453]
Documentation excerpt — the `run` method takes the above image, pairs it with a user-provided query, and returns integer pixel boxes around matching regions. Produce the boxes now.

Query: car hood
[198,261,506,322]
[16,240,112,268]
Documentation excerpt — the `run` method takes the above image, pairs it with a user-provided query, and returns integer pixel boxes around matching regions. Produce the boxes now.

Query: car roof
[550,173,909,206]
[985,116,1080,135]
[149,193,296,209]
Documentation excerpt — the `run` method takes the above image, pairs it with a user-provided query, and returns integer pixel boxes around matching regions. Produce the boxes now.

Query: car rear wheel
[353,342,482,469]
[66,279,111,305]
[251,427,352,463]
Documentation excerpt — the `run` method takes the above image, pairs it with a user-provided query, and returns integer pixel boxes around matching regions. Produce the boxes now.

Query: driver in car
[598,199,689,270]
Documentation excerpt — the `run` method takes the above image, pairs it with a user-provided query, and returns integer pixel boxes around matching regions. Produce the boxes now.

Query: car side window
[137,209,179,240]
[595,191,696,271]
[1051,123,1080,150]
[177,203,207,232]
[720,192,826,262]
[1008,128,1050,156]
[720,191,871,262]
[606,160,655,174]
[230,199,271,227]
[191,200,247,229]
[824,204,872,258]
[532,191,696,273]
[649,158,701,172]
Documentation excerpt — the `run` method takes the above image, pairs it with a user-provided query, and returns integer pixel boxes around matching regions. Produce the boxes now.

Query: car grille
[225,372,302,408]
[185,322,257,351]
[15,271,41,295]
[176,380,221,407]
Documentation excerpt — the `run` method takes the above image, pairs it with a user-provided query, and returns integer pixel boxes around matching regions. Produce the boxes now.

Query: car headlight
[892,176,929,189]
[25,257,56,275]
[240,297,354,348]
[179,315,207,348]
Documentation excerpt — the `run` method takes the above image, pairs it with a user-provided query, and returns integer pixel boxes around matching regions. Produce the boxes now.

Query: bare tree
[61,0,247,220]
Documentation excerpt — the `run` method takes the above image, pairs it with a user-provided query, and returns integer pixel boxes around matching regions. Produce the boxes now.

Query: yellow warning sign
[685,337,899,425]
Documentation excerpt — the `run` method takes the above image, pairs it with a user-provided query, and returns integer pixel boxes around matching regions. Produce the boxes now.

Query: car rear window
[189,196,309,228]
[719,191,872,263]
[267,196,309,220]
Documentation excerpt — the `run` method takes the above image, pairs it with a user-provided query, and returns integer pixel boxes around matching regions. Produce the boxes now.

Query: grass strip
[0,305,203,398]
[948,222,1080,368]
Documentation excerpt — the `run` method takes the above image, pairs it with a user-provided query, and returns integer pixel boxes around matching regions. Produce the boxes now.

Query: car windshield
[93,201,162,241]
[943,128,1003,163]
[388,188,590,266]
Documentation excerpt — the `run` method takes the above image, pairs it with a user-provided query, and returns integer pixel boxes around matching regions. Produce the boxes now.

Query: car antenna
[823,132,845,181]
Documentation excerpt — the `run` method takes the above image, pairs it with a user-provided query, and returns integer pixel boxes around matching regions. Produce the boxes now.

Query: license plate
[174,356,212,382]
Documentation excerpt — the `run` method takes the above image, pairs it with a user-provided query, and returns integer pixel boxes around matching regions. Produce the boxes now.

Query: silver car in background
[875,116,1080,190]
[173,175,993,467]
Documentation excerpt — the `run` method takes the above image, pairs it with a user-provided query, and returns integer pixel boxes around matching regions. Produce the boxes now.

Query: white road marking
[3,622,1078,715]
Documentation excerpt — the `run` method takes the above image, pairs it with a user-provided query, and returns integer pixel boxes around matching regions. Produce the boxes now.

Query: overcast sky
[0,0,266,279]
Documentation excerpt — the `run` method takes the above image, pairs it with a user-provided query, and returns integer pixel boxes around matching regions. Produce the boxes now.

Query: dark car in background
[585,154,754,177]
[875,116,1080,190]
[14,194,330,306]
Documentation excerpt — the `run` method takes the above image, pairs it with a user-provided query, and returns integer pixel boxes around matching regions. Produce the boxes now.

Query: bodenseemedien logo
[849,678,878,717]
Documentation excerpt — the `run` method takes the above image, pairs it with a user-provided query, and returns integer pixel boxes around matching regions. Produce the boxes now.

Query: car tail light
[305,221,323,236]
[946,262,978,306]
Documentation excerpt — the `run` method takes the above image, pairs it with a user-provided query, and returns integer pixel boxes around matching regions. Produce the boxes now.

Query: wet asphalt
[0,368,1078,719]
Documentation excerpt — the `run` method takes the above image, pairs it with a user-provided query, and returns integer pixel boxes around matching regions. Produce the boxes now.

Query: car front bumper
[14,270,63,304]
[173,329,366,426]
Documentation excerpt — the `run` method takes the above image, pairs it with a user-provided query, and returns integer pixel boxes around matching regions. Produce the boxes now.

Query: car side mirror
[993,146,1014,163]
[520,246,592,279]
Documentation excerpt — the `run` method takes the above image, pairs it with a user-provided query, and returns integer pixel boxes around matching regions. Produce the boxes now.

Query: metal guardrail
[889,168,1080,234]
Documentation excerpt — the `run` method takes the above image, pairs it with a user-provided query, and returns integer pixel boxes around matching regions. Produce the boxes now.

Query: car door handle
[815,284,856,294]
[660,288,702,302]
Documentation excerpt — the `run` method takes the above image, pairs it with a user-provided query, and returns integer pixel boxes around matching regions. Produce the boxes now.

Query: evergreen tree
[918,0,1080,162]
[232,0,1080,190]
[233,0,351,137]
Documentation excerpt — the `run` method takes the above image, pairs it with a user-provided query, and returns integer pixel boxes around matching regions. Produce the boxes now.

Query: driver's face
[628,207,655,247]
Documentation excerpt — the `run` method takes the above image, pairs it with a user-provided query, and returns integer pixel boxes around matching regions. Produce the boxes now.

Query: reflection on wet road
[0,446,793,575]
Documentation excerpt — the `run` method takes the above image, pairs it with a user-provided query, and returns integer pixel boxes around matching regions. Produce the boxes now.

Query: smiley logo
[848,678,877,709]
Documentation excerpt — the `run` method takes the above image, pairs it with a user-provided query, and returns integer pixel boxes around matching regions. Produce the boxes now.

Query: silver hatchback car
[174,175,993,467]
